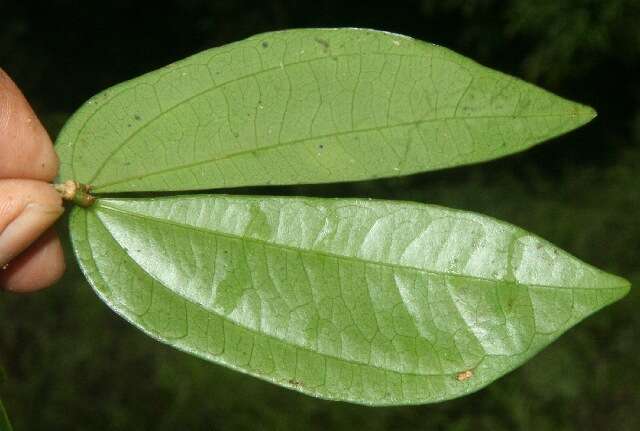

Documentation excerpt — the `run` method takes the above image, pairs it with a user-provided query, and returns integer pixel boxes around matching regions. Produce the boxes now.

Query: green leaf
[56,27,618,405]
[55,28,595,192]
[69,195,629,405]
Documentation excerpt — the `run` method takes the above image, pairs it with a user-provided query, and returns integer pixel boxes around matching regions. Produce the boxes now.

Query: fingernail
[0,202,63,266]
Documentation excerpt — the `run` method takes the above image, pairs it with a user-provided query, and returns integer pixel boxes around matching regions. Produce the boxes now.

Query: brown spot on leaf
[456,370,473,382]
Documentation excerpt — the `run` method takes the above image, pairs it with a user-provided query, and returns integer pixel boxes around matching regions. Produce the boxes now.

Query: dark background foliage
[1,0,638,429]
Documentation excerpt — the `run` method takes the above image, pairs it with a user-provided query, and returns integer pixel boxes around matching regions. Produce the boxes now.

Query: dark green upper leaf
[69,195,629,405]
[55,29,595,192]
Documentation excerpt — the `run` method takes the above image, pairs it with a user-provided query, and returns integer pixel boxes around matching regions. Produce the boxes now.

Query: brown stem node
[54,180,95,208]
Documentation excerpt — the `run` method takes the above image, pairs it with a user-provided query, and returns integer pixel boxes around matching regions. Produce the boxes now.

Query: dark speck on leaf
[315,37,330,50]
[262,41,269,48]
[318,144,324,149]
[134,114,141,121]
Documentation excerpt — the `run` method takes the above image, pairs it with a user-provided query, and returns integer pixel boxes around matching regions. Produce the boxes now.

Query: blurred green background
[1,0,638,429]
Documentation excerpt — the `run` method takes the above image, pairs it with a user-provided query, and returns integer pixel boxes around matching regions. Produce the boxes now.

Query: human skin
[0,68,65,292]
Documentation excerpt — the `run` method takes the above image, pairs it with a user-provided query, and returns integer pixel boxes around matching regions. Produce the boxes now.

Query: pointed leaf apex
[579,104,597,122]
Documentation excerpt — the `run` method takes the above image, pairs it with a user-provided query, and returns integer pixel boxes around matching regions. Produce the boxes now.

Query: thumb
[0,179,64,267]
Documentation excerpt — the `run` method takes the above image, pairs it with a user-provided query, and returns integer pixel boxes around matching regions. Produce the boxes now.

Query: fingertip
[0,69,59,181]
[0,229,65,293]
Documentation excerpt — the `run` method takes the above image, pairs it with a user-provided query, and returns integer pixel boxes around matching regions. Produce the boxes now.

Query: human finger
[0,68,59,180]
[0,228,65,292]
[0,179,64,267]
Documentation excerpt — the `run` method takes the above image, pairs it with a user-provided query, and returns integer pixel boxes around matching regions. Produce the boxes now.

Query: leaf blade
[69,195,628,405]
[56,29,595,192]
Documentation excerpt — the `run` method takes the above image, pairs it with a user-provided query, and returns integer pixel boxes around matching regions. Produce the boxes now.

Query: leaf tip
[584,105,597,121]
[618,277,632,297]
[574,103,597,125]
[600,271,632,301]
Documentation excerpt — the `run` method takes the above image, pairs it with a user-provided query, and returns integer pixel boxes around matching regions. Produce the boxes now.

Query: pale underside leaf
[69,195,629,405]
[56,28,595,192]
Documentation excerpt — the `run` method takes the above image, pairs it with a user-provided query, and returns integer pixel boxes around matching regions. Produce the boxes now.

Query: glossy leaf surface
[56,28,595,192]
[69,195,629,405]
